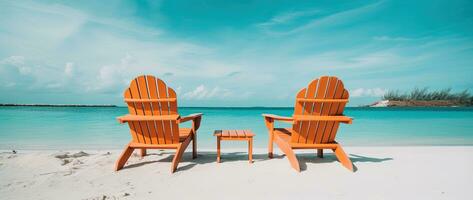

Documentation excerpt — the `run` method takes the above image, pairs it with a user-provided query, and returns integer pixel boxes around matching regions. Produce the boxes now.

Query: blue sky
[0,0,472,106]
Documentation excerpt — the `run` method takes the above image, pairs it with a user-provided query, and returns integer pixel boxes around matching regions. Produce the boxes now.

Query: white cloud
[0,56,25,65]
[0,56,31,75]
[64,62,74,76]
[0,1,268,102]
[373,36,414,41]
[350,88,387,97]
[182,85,232,100]
[0,1,88,50]
[0,56,78,90]
[87,54,136,93]
[257,9,319,28]
[296,47,429,72]
[0,56,29,85]
[262,1,384,35]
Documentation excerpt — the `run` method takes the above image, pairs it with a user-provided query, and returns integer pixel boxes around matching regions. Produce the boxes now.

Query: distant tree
[382,88,473,106]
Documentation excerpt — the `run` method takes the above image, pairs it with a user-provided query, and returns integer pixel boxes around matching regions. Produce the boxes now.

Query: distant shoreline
[368,100,472,107]
[1,103,472,108]
[0,104,117,107]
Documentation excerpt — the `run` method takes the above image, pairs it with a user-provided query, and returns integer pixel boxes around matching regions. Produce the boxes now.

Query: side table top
[214,130,255,137]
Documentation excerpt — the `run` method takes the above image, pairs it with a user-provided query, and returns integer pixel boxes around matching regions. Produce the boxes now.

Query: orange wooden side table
[213,130,255,163]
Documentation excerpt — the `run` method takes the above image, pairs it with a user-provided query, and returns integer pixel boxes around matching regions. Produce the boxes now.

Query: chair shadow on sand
[297,153,393,172]
[121,150,392,173]
[121,150,284,172]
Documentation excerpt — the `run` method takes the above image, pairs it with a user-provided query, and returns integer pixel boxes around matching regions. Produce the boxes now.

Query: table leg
[140,149,146,158]
[317,149,323,158]
[217,137,221,163]
[248,137,253,164]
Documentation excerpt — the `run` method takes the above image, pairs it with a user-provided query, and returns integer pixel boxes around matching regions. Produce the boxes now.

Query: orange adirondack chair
[263,76,354,172]
[115,75,202,173]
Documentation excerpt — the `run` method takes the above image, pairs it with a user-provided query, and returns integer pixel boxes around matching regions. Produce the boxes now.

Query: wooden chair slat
[154,119,166,144]
[147,77,160,144]
[137,76,152,115]
[321,80,344,143]
[129,79,144,115]
[303,78,319,115]
[132,121,147,144]
[327,86,349,143]
[168,88,178,115]
[146,121,158,144]
[305,76,329,144]
[137,76,154,144]
[171,120,180,143]
[297,79,318,143]
[319,77,340,143]
[161,119,173,144]
[314,76,337,144]
[312,76,329,116]
[168,88,179,143]
[293,88,306,114]
[146,76,164,144]
[291,88,307,143]
[157,79,170,115]
[128,122,140,143]
[124,89,137,115]
[143,76,159,144]
[149,77,163,116]
[156,79,173,144]
[129,80,150,144]
[298,79,319,143]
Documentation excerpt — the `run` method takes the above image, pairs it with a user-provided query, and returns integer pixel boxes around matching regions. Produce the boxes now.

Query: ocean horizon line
[2,104,473,110]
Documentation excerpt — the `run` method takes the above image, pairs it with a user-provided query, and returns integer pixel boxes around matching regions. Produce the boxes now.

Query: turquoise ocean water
[0,106,472,150]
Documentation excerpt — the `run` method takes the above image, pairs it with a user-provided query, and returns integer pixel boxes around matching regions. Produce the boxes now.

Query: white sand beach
[1,146,472,200]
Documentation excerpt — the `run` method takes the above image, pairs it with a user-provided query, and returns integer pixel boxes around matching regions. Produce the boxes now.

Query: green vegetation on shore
[383,88,473,106]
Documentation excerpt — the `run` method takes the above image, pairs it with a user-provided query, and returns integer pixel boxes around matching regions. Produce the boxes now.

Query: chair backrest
[124,75,180,144]
[291,76,349,144]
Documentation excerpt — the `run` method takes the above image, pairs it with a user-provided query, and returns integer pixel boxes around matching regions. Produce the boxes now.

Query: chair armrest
[262,114,294,132]
[179,113,203,123]
[292,115,353,124]
[117,114,180,123]
[179,113,203,131]
[262,114,294,122]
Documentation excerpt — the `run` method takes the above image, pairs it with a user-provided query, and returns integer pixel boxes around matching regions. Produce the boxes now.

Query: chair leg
[274,134,300,172]
[268,131,274,158]
[217,137,221,163]
[192,132,197,159]
[317,149,323,158]
[171,136,192,173]
[333,144,354,171]
[248,138,253,164]
[115,143,134,171]
[139,149,147,158]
